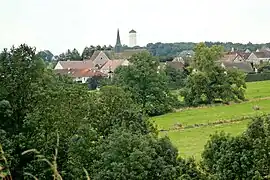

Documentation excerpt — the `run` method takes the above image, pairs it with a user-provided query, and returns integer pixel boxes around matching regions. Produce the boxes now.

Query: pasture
[153,80,270,159]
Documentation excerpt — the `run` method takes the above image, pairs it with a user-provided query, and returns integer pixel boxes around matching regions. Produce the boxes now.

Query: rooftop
[129,29,136,33]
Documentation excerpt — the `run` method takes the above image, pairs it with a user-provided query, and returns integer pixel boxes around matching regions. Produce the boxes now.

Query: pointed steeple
[115,28,123,53]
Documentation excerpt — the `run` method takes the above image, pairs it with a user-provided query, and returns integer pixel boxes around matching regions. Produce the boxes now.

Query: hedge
[246,73,270,82]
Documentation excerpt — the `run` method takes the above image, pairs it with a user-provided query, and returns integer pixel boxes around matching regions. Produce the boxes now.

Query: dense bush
[245,72,270,82]
[201,115,270,179]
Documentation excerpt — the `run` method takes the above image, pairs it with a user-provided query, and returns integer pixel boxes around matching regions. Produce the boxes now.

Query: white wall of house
[54,62,63,69]
[73,77,89,83]
[247,53,259,64]
[93,51,110,67]
[247,53,270,64]
[234,55,244,62]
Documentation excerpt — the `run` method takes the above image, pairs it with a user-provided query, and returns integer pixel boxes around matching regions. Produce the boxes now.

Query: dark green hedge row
[245,73,270,82]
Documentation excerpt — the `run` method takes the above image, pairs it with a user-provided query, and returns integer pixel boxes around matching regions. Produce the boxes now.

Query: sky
[1,0,270,54]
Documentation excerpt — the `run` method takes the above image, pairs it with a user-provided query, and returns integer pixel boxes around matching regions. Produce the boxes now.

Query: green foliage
[164,64,187,89]
[91,129,203,180]
[192,42,223,72]
[201,115,270,179]
[146,41,268,58]
[81,46,95,59]
[56,48,82,61]
[86,75,104,90]
[113,52,178,116]
[0,44,210,179]
[246,72,270,82]
[182,43,246,106]
[37,50,54,62]
[88,86,156,136]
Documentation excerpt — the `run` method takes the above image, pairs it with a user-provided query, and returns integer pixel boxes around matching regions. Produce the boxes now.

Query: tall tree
[37,50,54,62]
[81,46,95,59]
[0,44,47,178]
[181,43,246,106]
[113,52,179,116]
[71,48,81,60]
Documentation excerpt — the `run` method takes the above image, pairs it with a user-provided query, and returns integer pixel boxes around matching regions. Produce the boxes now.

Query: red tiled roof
[100,59,127,72]
[58,60,95,69]
[54,69,106,78]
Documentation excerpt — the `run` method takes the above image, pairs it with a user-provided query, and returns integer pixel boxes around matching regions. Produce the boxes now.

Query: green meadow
[153,80,270,159]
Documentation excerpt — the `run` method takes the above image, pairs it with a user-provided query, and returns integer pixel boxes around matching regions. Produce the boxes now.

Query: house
[247,52,270,64]
[54,60,95,70]
[220,51,251,62]
[172,56,183,62]
[90,51,111,68]
[221,61,254,73]
[100,59,129,74]
[53,29,147,81]
[55,69,106,83]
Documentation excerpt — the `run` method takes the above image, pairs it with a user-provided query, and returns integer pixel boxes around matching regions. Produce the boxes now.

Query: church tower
[115,28,123,53]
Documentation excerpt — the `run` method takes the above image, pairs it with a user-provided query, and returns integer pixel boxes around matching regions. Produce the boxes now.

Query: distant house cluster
[54,29,146,83]
[218,47,270,73]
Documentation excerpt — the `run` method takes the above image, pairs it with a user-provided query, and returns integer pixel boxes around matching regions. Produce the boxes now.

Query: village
[53,29,270,83]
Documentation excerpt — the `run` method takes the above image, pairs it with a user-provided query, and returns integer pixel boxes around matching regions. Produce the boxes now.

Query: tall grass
[0,144,12,180]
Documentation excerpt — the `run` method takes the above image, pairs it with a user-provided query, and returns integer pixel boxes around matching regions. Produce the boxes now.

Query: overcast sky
[1,0,270,54]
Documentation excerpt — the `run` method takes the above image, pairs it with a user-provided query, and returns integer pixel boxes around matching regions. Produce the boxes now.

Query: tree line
[37,41,270,63]
[0,44,270,179]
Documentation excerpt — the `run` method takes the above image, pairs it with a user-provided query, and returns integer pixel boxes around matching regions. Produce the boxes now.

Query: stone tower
[115,28,123,53]
[129,29,137,47]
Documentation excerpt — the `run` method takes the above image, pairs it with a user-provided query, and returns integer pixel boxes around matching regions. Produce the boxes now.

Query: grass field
[159,120,250,159]
[153,80,270,160]
[153,99,269,130]
[246,80,270,99]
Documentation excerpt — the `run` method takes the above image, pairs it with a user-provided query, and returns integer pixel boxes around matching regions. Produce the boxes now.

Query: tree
[113,52,179,116]
[0,44,46,134]
[37,50,54,62]
[201,115,270,179]
[87,86,156,136]
[164,64,187,89]
[22,83,93,179]
[91,128,203,180]
[81,46,94,59]
[0,44,47,178]
[57,52,66,61]
[181,43,246,106]
[71,48,81,60]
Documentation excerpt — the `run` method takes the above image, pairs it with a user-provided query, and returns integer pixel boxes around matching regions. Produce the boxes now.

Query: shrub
[245,72,270,82]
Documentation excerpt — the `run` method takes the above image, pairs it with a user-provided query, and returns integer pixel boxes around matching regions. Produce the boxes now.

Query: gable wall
[54,62,63,69]
[93,52,110,67]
